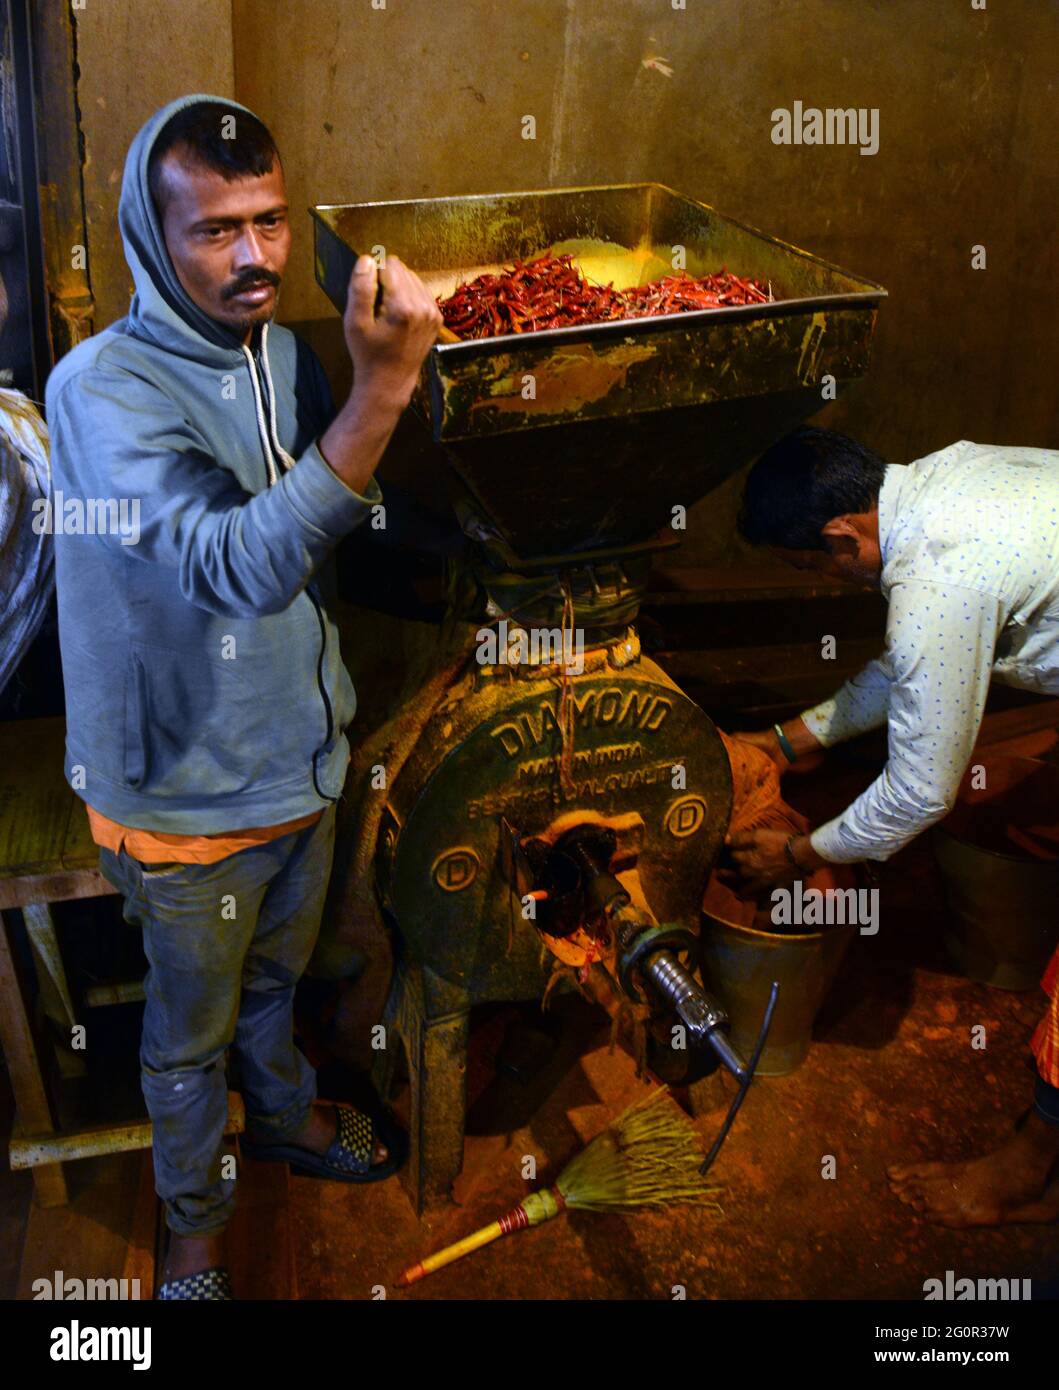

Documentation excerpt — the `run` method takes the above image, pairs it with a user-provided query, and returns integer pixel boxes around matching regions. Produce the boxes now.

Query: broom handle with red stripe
[396,1187,564,1286]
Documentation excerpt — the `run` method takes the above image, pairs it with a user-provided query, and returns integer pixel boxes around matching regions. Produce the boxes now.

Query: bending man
[731,426,1059,1229]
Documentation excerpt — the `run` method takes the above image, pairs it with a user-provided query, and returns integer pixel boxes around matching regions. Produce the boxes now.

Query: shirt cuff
[800,699,841,747]
[810,818,866,864]
[280,438,384,541]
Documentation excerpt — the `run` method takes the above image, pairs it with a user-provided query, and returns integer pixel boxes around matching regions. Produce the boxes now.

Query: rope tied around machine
[557,575,578,796]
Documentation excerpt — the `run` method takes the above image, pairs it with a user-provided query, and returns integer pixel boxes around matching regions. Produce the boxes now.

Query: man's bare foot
[267,1101,389,1166]
[887,1110,1059,1227]
[163,1231,226,1283]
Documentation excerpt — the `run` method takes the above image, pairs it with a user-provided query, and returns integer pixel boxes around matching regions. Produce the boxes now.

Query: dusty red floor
[8,740,1058,1300]
[286,750,1059,1299]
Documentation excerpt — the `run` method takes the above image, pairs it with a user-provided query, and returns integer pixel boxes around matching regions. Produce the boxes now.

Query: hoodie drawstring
[260,324,298,474]
[242,323,296,487]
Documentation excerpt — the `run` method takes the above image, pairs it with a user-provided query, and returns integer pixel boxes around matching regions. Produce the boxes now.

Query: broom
[396,1087,722,1286]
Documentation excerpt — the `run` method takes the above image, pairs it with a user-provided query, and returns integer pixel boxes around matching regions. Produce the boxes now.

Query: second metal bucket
[933,754,1059,991]
[699,884,855,1076]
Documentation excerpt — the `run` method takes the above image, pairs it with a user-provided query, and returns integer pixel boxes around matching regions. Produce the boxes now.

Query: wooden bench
[0,716,118,1203]
[0,715,246,1206]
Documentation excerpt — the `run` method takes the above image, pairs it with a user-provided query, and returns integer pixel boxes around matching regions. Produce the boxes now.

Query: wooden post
[0,908,67,1205]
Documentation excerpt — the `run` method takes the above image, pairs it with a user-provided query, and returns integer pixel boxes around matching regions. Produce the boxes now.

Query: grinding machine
[312,185,885,1211]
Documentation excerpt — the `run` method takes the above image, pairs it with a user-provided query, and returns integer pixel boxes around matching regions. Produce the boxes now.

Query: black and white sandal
[241,1103,406,1183]
[157,1267,233,1301]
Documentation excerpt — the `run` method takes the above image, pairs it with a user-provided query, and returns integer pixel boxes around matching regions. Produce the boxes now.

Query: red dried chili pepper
[437,253,770,340]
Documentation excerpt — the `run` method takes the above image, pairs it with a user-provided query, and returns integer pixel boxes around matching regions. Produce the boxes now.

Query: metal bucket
[699,904,855,1076]
[933,755,1059,991]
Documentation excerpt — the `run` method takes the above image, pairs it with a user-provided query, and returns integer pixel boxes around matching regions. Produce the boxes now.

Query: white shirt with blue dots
[805,440,1059,863]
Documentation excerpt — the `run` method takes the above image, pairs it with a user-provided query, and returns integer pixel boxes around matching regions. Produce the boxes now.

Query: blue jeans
[99,804,336,1236]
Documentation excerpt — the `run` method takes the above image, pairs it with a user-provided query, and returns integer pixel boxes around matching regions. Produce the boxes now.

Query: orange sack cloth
[706,729,857,929]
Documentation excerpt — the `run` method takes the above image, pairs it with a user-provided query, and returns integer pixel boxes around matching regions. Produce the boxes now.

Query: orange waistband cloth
[86,805,325,866]
[1030,948,1059,1088]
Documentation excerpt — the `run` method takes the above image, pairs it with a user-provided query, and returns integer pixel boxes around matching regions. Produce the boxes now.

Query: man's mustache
[222,269,281,300]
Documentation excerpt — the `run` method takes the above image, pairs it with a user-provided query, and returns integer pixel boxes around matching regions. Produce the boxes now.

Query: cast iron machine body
[313,185,885,1210]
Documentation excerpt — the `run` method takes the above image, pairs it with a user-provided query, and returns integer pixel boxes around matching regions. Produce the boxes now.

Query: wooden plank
[10,1092,246,1169]
[649,563,876,602]
[29,0,97,358]
[21,902,76,1031]
[61,794,106,872]
[228,1150,297,1299]
[11,1121,162,1169]
[0,869,117,911]
[0,1058,32,1298]
[121,1150,160,1302]
[0,907,67,1204]
[655,639,881,693]
[0,715,103,883]
[83,980,146,1008]
[0,718,79,879]
[671,673,1059,732]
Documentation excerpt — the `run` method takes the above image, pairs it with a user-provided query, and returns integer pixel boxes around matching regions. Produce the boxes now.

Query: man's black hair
[147,102,280,216]
[738,426,888,551]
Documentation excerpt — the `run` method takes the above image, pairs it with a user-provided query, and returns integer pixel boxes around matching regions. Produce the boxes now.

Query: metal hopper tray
[311,184,886,557]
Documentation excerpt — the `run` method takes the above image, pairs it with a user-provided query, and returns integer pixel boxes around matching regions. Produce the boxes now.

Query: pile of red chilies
[438,253,772,340]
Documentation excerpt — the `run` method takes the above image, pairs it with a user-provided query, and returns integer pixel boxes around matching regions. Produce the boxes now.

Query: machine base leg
[373,966,470,1216]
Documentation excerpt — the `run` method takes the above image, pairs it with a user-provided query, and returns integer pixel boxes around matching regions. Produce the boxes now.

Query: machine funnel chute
[312,183,886,560]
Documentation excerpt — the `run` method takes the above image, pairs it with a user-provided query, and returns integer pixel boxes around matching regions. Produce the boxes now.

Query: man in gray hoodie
[45,94,441,1298]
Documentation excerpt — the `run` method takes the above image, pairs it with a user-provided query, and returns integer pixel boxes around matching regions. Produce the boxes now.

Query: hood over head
[119,93,273,367]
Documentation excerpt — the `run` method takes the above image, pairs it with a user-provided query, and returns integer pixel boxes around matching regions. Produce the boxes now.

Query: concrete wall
[73,0,1058,564]
[74,0,235,330]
